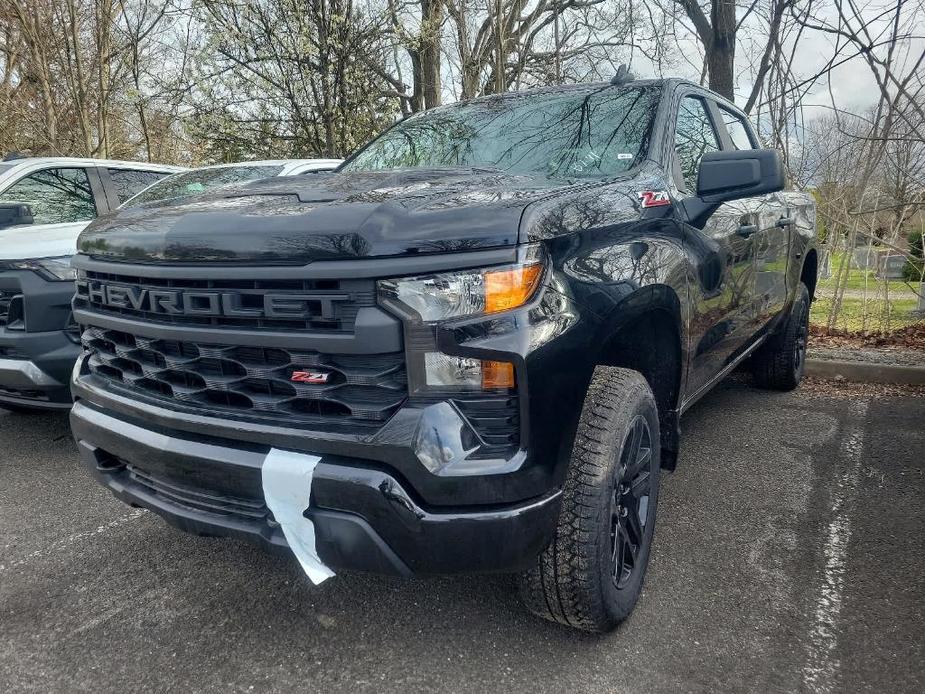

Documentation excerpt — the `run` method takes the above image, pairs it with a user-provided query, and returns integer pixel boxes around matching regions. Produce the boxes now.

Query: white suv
[0,157,184,259]
[0,157,340,411]
[0,157,182,410]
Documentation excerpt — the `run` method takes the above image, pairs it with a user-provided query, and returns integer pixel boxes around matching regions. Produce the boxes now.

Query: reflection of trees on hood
[270,233,371,259]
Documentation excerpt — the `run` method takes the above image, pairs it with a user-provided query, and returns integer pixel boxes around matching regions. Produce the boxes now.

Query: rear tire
[518,366,661,632]
[751,282,810,391]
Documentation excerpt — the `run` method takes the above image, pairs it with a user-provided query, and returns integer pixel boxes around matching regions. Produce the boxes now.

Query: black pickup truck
[69,77,816,632]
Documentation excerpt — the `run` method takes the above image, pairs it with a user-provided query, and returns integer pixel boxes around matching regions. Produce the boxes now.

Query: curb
[805,358,925,385]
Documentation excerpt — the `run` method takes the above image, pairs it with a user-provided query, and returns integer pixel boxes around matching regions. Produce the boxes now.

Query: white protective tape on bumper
[261,448,335,585]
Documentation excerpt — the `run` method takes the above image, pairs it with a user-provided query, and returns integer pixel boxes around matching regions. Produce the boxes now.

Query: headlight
[379,248,543,393]
[377,253,545,323]
[423,353,515,389]
[13,256,76,281]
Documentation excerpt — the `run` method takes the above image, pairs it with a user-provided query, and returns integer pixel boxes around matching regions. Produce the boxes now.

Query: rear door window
[719,108,756,150]
[0,167,97,224]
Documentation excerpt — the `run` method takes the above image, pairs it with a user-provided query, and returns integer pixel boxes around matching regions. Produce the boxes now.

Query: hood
[77,168,606,264]
[0,221,86,261]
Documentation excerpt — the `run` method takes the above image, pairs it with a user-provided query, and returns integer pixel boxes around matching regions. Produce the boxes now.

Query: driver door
[673,94,758,398]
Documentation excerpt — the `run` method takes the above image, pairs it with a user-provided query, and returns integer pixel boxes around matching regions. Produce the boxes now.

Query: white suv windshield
[123,165,284,207]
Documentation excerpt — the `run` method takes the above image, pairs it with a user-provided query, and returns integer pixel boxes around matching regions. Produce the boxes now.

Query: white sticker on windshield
[617,153,634,160]
[262,448,335,585]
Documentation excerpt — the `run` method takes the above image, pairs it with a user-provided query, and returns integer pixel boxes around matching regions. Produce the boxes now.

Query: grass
[812,249,924,332]
[818,251,919,294]
[810,294,922,332]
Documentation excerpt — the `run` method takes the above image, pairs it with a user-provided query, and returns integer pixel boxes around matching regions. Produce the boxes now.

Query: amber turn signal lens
[484,263,544,314]
[481,360,515,389]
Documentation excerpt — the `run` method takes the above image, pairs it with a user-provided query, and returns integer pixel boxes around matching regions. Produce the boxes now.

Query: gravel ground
[1,378,923,693]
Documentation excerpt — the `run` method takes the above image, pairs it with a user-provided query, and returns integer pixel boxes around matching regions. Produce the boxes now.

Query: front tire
[518,366,661,632]
[751,282,810,391]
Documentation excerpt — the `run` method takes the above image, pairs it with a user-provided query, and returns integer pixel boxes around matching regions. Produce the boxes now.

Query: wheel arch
[801,248,818,302]
[593,284,685,470]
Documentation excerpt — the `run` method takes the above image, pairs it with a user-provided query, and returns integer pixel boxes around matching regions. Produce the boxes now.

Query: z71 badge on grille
[290,370,331,384]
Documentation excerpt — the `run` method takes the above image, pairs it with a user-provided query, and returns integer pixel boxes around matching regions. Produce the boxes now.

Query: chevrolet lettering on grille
[77,279,350,320]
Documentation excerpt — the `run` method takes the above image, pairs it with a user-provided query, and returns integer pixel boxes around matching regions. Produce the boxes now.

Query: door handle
[776,217,794,228]
[736,224,758,238]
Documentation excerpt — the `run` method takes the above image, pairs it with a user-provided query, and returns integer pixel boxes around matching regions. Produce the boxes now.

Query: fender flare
[591,284,685,364]
[590,284,685,470]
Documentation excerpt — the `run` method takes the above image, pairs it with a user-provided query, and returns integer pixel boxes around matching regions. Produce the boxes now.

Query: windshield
[122,164,284,207]
[345,86,660,179]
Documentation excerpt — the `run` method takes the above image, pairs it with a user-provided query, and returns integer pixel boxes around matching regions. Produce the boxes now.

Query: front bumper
[0,329,78,408]
[0,270,78,408]
[70,399,561,575]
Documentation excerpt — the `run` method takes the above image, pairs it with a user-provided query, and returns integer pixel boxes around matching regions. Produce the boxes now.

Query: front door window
[0,168,97,224]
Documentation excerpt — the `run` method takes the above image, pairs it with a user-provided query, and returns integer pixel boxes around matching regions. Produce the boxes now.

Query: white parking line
[801,399,869,694]
[0,508,146,574]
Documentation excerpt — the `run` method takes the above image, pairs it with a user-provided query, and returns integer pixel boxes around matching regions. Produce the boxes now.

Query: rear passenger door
[712,103,791,330]
[673,93,759,397]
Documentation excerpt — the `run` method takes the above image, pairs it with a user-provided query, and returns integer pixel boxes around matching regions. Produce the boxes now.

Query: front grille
[74,271,374,332]
[81,326,407,427]
[0,290,20,327]
[127,463,270,521]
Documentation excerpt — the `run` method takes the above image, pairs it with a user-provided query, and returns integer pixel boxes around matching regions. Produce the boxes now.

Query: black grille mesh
[0,289,19,327]
[127,464,270,521]
[81,326,407,426]
[453,395,520,456]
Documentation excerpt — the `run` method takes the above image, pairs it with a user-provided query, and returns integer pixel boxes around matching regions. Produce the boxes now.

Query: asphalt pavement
[1,378,922,693]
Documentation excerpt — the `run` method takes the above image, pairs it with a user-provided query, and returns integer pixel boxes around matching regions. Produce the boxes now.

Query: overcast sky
[629,1,923,120]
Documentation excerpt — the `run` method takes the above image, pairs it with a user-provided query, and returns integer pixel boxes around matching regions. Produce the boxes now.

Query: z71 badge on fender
[638,191,671,208]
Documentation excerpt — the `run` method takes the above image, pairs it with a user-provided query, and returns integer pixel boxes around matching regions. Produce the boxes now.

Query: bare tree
[194,0,398,158]
[0,0,191,160]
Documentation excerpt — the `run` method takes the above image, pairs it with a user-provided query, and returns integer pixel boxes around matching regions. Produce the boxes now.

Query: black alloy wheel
[610,415,653,589]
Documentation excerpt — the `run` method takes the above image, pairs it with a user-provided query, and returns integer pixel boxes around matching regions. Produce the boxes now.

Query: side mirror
[0,202,34,230]
[680,149,785,228]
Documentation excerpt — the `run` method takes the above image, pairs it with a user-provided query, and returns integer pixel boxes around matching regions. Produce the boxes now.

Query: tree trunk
[409,48,424,112]
[460,60,479,100]
[420,0,442,109]
[95,0,114,158]
[707,0,736,101]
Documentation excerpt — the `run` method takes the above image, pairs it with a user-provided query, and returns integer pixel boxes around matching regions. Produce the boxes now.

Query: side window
[108,168,169,203]
[0,168,96,224]
[719,108,756,150]
[674,96,721,193]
